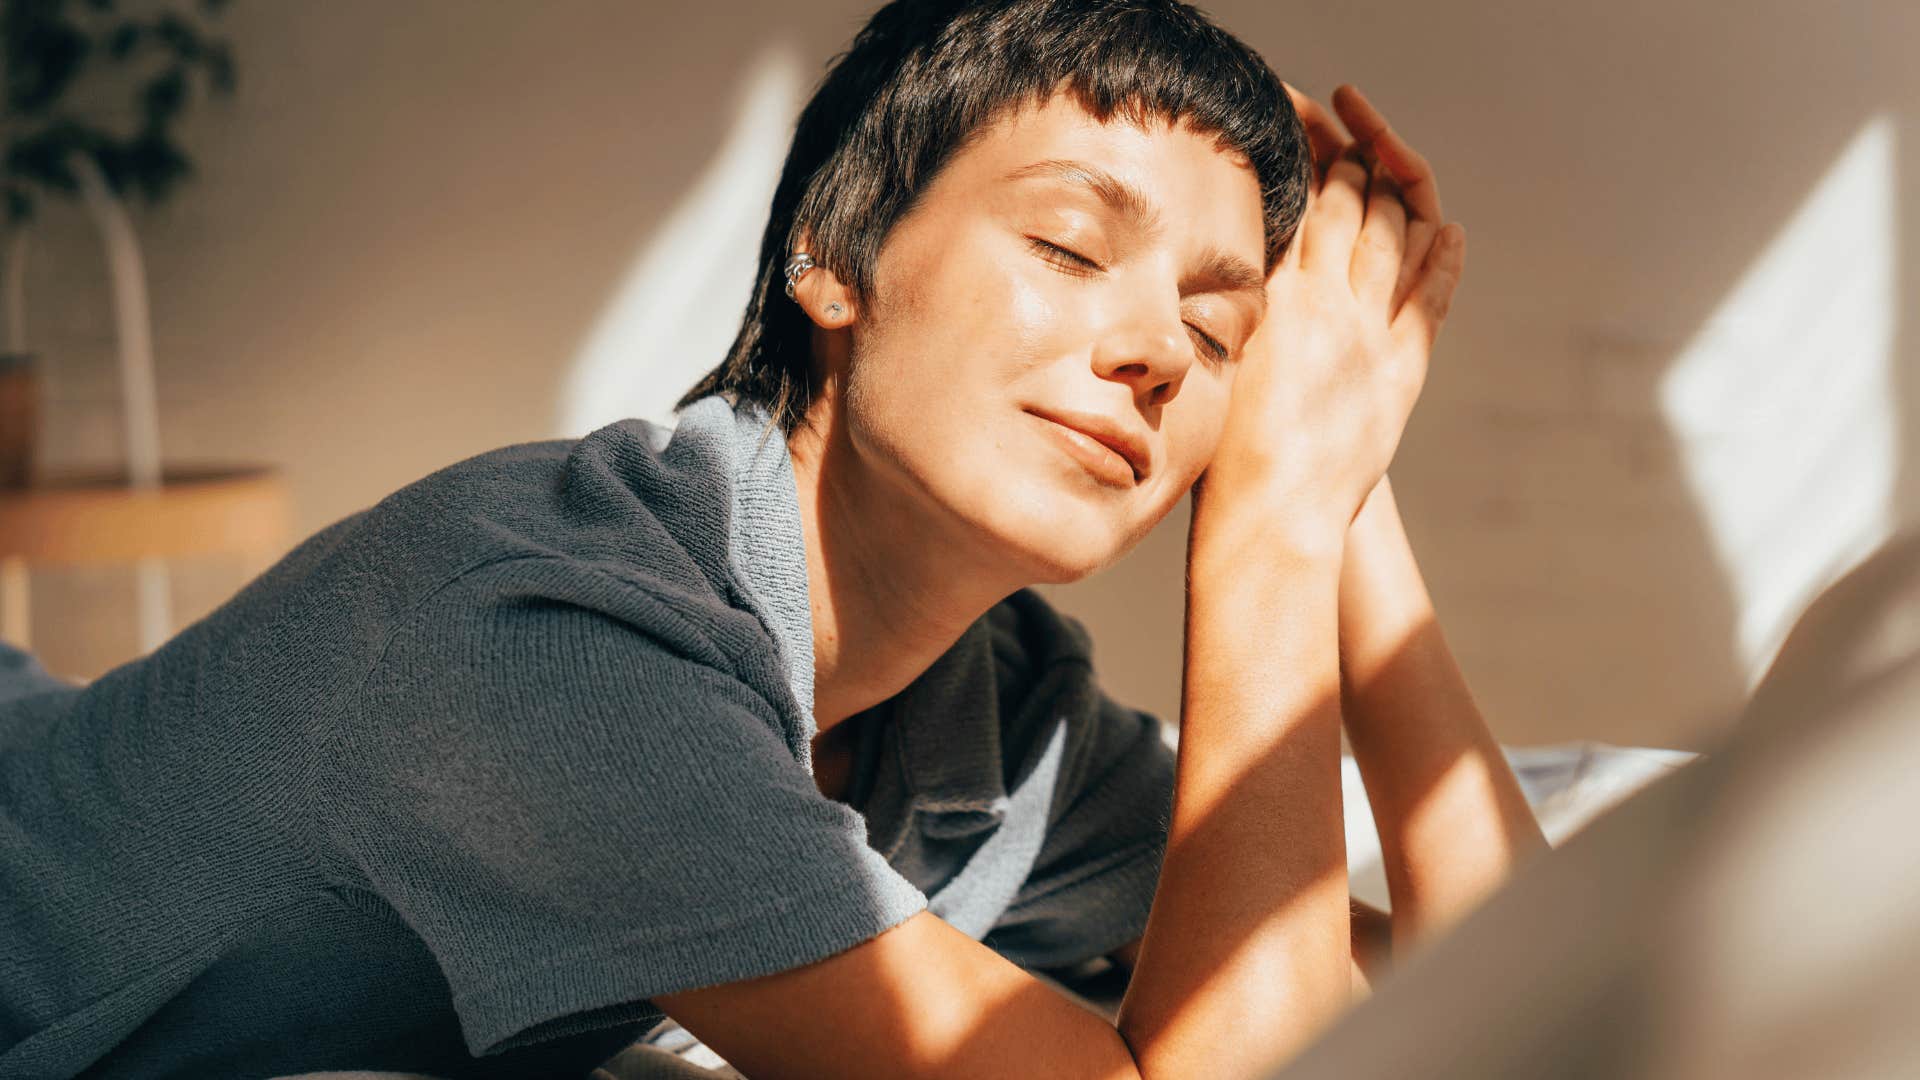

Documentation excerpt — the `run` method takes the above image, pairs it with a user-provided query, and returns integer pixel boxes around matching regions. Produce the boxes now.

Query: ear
[786,230,857,330]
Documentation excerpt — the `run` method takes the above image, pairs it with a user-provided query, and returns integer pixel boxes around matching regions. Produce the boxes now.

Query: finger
[1331,84,1443,223]
[1299,145,1369,271]
[1350,162,1407,309]
[1283,81,1351,188]
[1391,217,1436,315]
[1391,223,1466,352]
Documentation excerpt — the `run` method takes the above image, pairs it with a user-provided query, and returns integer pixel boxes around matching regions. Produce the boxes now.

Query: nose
[1089,289,1195,409]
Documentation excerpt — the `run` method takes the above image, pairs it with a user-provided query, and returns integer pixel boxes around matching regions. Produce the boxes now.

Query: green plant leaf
[5,121,94,194]
[140,66,188,127]
[203,41,237,95]
[120,129,192,202]
[154,13,203,61]
[3,185,33,224]
[107,23,144,60]
[4,9,92,114]
[3,0,239,212]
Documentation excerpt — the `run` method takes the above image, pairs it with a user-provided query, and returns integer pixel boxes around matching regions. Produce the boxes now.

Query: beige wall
[19,0,1918,751]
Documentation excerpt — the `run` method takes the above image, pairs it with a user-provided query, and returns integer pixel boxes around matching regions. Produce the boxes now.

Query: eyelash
[1027,238,1233,366]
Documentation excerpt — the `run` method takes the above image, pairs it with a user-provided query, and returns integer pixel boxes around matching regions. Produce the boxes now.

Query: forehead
[933,92,1266,261]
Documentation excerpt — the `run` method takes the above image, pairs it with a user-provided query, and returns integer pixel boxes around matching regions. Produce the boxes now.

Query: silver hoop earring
[827,302,843,316]
[783,252,816,299]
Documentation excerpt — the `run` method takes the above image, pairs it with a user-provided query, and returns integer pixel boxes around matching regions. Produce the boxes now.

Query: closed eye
[1028,237,1101,274]
[1031,236,1231,365]
[1187,323,1230,365]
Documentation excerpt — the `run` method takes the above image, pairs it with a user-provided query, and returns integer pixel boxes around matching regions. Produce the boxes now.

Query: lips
[1026,406,1151,483]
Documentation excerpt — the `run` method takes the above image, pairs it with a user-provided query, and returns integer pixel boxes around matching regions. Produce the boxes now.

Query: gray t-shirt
[0,394,1174,1079]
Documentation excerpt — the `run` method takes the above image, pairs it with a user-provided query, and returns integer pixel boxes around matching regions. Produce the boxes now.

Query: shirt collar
[669,393,821,754]
[678,393,1084,838]
[884,615,1013,832]
[876,590,1098,842]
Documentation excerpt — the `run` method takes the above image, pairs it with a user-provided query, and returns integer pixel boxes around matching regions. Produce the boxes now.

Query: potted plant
[1,0,238,489]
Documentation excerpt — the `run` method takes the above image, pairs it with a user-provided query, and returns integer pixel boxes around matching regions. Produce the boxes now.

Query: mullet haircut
[677,0,1311,435]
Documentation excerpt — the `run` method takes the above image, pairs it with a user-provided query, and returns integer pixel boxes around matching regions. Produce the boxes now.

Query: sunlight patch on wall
[554,44,805,436]
[1658,115,1900,689]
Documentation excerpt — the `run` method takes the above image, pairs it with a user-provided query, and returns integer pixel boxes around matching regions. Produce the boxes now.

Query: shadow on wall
[554,43,807,437]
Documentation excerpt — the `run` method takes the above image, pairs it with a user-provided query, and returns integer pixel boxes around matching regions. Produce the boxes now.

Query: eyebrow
[1003,157,1267,316]
[1004,158,1165,237]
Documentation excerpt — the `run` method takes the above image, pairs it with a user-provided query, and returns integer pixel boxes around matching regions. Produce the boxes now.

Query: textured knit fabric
[0,394,1175,1080]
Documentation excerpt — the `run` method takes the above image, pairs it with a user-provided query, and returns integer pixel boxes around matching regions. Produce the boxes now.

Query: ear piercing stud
[786,252,845,319]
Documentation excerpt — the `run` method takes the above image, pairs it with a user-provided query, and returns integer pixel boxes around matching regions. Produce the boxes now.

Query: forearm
[1337,478,1547,950]
[1116,511,1353,1080]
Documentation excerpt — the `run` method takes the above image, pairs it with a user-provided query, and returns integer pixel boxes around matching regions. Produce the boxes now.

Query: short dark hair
[677,0,1311,436]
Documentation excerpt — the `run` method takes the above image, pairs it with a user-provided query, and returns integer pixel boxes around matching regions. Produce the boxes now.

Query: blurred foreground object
[1279,528,1920,1079]
[0,465,287,654]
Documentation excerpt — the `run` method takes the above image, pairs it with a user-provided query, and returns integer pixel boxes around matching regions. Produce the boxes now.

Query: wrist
[1340,490,1402,604]
[1188,499,1347,583]
[1337,496,1439,691]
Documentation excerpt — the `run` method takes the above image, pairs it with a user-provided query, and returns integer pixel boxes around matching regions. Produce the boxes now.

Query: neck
[785,382,1026,738]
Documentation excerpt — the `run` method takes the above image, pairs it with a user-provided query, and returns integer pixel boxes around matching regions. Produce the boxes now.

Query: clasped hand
[1197,84,1465,548]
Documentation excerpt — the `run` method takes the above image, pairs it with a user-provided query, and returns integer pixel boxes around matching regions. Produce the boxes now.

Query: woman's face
[836,91,1270,583]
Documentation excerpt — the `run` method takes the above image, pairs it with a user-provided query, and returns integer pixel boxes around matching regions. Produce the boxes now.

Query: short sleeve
[982,686,1175,971]
[327,561,929,1058]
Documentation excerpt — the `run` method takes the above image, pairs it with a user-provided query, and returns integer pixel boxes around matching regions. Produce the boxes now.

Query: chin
[971,473,1135,585]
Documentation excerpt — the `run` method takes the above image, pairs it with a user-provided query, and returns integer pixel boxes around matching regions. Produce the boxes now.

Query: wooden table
[0,466,291,648]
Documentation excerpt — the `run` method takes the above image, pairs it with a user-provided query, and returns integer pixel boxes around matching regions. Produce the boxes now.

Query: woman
[0,1,1545,1078]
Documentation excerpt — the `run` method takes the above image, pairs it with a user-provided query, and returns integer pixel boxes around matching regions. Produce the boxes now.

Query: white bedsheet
[1344,742,1699,910]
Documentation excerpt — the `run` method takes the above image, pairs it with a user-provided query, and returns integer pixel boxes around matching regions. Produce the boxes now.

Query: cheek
[863,237,931,333]
[1000,268,1068,362]
[897,234,1074,371]
[1166,391,1231,482]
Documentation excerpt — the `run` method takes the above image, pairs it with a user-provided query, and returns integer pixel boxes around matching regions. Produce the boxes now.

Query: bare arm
[656,523,1374,1080]
[655,910,1144,1080]
[1112,79,1470,1076]
[1338,476,1548,952]
[1112,516,1357,1077]
[1109,899,1393,996]
[1103,495,1528,987]
[1291,84,1548,954]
